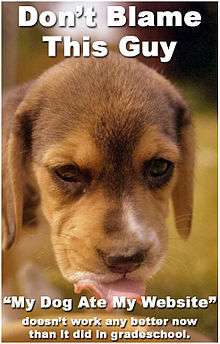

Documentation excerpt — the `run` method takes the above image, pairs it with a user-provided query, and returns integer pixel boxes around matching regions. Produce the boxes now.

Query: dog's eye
[149,159,172,177]
[54,164,81,182]
[143,158,174,187]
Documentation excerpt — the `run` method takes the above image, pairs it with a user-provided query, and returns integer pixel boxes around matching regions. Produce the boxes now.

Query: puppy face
[4,55,194,297]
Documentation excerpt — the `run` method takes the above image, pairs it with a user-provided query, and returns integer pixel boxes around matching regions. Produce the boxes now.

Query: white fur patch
[122,201,146,242]
[146,230,160,250]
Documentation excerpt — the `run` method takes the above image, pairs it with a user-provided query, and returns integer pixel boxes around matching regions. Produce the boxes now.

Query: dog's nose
[99,250,145,274]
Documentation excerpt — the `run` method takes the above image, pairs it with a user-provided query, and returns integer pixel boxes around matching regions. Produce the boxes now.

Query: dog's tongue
[74,278,145,308]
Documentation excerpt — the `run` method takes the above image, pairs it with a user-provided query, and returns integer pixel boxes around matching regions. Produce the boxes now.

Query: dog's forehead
[32,56,179,157]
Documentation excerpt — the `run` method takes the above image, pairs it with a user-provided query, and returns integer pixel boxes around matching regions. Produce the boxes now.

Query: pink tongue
[74,279,145,308]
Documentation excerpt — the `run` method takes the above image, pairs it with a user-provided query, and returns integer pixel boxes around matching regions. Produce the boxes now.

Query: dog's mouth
[74,277,145,307]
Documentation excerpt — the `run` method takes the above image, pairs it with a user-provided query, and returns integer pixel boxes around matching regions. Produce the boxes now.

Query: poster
[2,1,218,342]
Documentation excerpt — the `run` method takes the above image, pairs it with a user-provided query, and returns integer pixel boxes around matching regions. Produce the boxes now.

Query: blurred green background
[2,1,217,341]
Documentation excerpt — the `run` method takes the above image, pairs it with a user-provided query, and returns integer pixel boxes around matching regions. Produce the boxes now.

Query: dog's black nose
[99,250,145,274]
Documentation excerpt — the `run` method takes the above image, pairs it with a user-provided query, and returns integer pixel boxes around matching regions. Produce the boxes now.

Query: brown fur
[3,54,194,288]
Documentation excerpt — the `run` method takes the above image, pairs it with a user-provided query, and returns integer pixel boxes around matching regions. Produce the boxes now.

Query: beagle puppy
[3,54,194,303]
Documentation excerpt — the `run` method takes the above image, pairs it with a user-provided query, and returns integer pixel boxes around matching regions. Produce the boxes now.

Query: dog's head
[3,55,194,300]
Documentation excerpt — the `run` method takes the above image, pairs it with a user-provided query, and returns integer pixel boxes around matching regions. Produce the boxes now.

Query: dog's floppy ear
[3,117,24,249]
[3,84,38,249]
[172,103,195,239]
